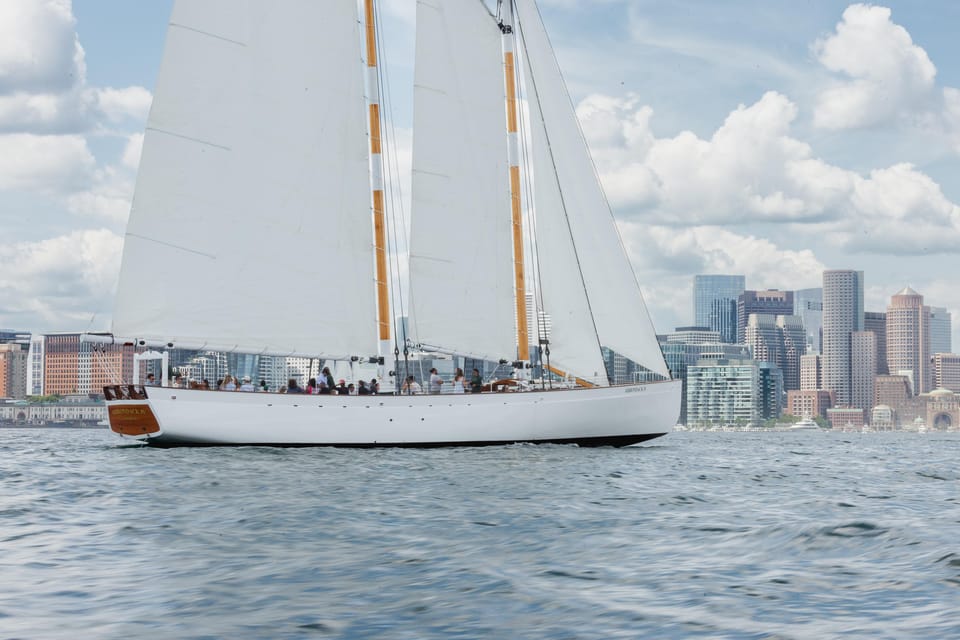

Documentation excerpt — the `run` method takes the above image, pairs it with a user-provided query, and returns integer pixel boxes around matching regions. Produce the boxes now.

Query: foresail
[520,38,609,386]
[515,0,670,379]
[407,0,516,361]
[112,0,376,358]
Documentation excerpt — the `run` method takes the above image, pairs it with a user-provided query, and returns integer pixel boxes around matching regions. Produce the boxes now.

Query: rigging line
[515,2,607,384]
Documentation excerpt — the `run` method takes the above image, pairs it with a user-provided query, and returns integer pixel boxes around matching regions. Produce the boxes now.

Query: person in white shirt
[429,368,443,394]
[239,375,256,392]
[402,375,422,395]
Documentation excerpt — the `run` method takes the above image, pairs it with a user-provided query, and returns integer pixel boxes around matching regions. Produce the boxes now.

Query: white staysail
[112,0,376,359]
[407,0,516,361]
[520,41,609,385]
[514,0,669,378]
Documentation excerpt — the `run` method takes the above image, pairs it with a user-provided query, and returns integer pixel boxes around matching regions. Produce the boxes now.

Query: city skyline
[1,1,959,349]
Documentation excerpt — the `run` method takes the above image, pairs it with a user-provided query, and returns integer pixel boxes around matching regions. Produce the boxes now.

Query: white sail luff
[407,0,516,361]
[514,0,669,378]
[112,0,376,359]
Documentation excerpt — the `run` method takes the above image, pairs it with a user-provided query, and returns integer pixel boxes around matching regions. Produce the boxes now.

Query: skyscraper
[822,270,864,406]
[929,307,952,355]
[737,290,793,344]
[693,275,744,344]
[744,313,805,391]
[864,311,888,375]
[794,288,823,354]
[886,286,931,395]
[851,331,876,413]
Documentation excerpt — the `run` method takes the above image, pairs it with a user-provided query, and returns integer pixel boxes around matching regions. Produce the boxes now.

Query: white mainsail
[112,0,376,359]
[407,0,516,361]
[514,0,670,378]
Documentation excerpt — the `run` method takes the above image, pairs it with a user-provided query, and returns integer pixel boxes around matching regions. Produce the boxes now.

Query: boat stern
[104,385,162,439]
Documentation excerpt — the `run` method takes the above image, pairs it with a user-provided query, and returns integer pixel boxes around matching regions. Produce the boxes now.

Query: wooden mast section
[500,1,530,362]
[365,0,392,356]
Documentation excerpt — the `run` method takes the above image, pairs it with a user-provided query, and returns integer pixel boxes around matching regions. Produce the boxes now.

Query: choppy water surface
[1,429,958,639]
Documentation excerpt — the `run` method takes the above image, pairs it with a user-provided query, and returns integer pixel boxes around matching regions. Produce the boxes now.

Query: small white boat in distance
[789,416,822,431]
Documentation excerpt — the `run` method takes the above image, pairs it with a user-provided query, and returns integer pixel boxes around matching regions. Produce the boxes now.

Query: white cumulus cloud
[577,90,960,255]
[0,228,123,329]
[813,4,936,130]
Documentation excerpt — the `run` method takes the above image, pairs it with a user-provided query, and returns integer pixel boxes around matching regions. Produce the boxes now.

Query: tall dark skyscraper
[693,275,745,344]
[737,290,794,344]
[822,270,864,407]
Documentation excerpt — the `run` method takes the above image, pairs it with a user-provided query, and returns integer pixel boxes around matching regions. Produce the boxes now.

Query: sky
[1,0,958,349]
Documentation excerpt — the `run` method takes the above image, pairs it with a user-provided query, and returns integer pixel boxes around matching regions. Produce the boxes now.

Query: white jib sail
[515,0,670,378]
[519,33,609,385]
[407,0,516,362]
[112,0,377,359]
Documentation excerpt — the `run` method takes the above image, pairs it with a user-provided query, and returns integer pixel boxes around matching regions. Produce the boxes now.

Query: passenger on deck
[470,368,483,393]
[222,375,237,391]
[357,380,370,395]
[429,368,443,394]
[317,381,331,395]
[322,366,336,390]
[239,375,256,392]
[336,380,349,396]
[401,375,422,395]
[287,378,304,394]
[146,373,158,386]
[347,383,356,395]
[369,378,379,395]
[305,377,318,394]
[452,368,465,394]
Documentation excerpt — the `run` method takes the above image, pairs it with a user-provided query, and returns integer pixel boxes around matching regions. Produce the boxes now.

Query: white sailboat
[91,0,681,447]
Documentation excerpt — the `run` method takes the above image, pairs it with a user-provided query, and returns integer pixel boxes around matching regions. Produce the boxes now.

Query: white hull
[105,380,681,447]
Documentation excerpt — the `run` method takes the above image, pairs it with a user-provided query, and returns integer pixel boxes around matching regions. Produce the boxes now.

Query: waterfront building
[874,374,923,427]
[826,407,865,430]
[870,405,895,431]
[693,275,744,344]
[929,307,952,355]
[0,344,28,400]
[864,311,888,375]
[925,388,959,430]
[737,290,793,344]
[685,358,782,428]
[822,270,864,407]
[0,396,105,425]
[785,389,834,420]
[850,331,876,414]
[27,335,43,396]
[932,353,960,392]
[794,288,823,354]
[886,286,931,395]
[42,333,142,396]
[799,354,821,390]
[659,329,750,423]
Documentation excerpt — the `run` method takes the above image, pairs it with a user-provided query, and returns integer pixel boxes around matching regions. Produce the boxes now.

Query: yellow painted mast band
[501,6,529,362]
[365,0,391,344]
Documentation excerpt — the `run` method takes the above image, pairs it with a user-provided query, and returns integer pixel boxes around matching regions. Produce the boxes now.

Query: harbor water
[1,429,958,639]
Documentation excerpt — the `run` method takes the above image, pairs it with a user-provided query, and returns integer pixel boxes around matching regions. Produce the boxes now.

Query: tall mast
[499,0,530,362]
[365,0,392,361]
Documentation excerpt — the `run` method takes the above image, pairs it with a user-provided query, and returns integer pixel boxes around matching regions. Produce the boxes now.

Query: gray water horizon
[1,429,958,639]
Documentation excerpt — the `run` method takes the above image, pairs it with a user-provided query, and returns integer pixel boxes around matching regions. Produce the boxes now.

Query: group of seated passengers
[151,364,485,395]
[285,375,379,396]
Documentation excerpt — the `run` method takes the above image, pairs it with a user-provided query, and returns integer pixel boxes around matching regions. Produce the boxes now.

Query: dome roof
[929,387,954,398]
